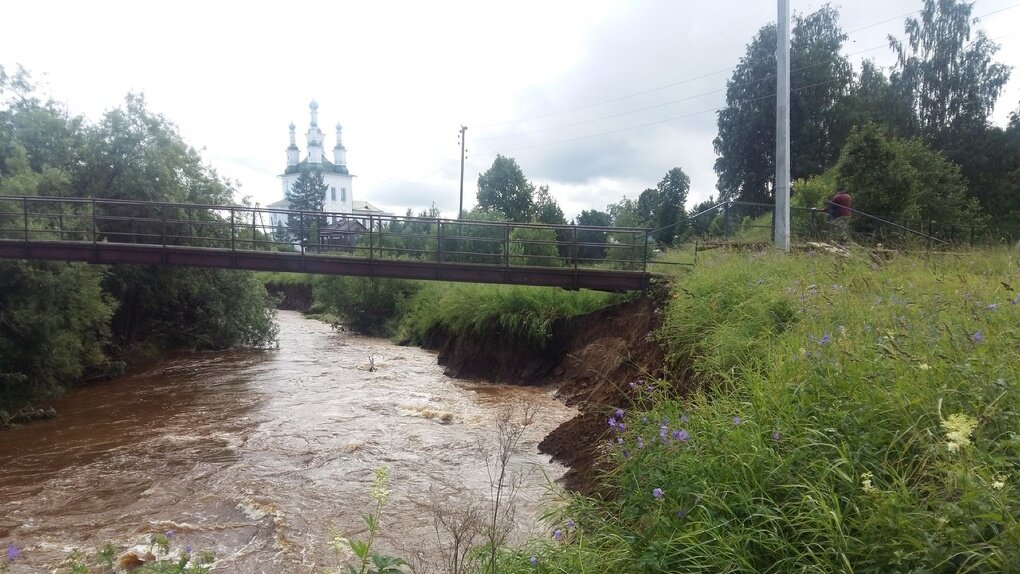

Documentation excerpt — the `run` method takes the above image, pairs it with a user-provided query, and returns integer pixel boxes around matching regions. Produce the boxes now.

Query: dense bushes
[502,248,1019,573]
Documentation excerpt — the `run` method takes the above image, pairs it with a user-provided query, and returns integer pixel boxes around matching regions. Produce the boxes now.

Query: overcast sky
[2,0,1017,220]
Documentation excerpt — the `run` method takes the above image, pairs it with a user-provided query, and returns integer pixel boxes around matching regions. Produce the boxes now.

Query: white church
[267,101,387,231]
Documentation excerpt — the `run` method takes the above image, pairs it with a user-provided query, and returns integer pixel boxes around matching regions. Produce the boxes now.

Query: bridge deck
[0,196,655,291]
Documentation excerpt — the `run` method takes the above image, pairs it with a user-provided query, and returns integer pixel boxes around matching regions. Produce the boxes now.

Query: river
[0,311,575,572]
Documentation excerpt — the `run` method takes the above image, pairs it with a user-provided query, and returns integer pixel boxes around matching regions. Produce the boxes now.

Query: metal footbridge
[0,196,654,292]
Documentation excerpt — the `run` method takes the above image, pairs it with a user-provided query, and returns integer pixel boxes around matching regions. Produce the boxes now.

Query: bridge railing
[0,196,652,273]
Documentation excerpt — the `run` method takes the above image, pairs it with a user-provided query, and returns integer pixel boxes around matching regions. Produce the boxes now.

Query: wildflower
[971,331,984,343]
[988,303,998,311]
[553,529,562,541]
[530,556,539,566]
[861,471,876,493]
[680,415,688,424]
[918,363,931,371]
[617,437,623,445]
[676,508,687,519]
[636,436,645,449]
[732,416,742,426]
[942,413,978,453]
[621,449,630,458]
[772,430,782,442]
[6,546,20,561]
[628,382,637,389]
[659,424,669,443]
[672,429,690,442]
[819,334,831,345]
[837,325,846,336]
[652,488,664,499]
[646,385,654,392]
[992,475,1007,490]
[370,467,390,505]
[615,408,625,419]
[184,545,193,554]
[566,518,576,529]
[608,417,618,429]
[165,530,175,539]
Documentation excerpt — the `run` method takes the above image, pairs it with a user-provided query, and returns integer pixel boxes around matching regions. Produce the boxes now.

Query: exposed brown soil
[430,285,681,494]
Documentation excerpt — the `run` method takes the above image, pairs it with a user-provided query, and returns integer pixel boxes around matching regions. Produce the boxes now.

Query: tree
[890,0,1011,144]
[651,167,690,246]
[286,170,328,243]
[477,155,535,222]
[835,123,984,231]
[714,6,853,203]
[533,185,565,224]
[574,209,611,261]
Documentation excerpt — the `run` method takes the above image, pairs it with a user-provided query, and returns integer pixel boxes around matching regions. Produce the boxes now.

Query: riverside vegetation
[300,245,1018,573]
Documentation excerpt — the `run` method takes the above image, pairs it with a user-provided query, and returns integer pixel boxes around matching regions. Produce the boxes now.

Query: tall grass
[393,283,627,348]
[498,246,1020,573]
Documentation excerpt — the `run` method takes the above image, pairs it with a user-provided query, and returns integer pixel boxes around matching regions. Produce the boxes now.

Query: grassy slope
[504,247,1020,573]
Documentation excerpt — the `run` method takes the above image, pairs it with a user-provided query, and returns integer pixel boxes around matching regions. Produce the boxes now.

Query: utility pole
[458,125,468,219]
[775,0,791,251]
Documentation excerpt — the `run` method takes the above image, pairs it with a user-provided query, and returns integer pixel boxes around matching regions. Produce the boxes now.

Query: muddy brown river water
[0,311,574,572]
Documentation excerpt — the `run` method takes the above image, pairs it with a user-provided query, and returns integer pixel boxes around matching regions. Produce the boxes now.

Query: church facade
[267,101,386,230]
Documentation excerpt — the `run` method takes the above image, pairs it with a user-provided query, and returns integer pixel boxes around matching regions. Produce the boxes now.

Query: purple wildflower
[732,416,742,426]
[184,545,193,554]
[566,518,576,529]
[646,385,654,392]
[622,449,631,458]
[676,508,687,519]
[617,437,623,445]
[659,424,669,442]
[530,556,539,566]
[165,529,175,539]
[615,408,625,420]
[637,436,645,449]
[819,334,831,345]
[553,529,562,540]
[6,546,20,561]
[772,430,782,442]
[680,415,689,424]
[972,331,985,343]
[628,382,637,389]
[652,488,664,499]
[608,417,618,429]
[673,429,690,442]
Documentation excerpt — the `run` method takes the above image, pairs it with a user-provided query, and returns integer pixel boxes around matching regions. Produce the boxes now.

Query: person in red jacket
[826,188,852,242]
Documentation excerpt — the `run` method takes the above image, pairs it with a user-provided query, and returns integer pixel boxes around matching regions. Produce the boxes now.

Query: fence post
[723,203,730,239]
[642,231,649,272]
[368,215,374,260]
[161,205,167,247]
[927,220,933,251]
[92,198,97,244]
[436,219,443,263]
[572,226,579,272]
[230,207,236,252]
[299,212,305,255]
[23,197,29,242]
[504,222,511,270]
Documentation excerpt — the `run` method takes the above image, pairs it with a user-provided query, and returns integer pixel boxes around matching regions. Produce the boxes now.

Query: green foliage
[505,247,1020,573]
[103,266,277,351]
[714,6,853,203]
[313,276,421,336]
[508,226,562,267]
[533,185,565,225]
[394,282,623,349]
[0,262,114,411]
[646,167,690,246]
[890,0,1011,142]
[476,155,535,223]
[575,209,611,261]
[286,170,328,243]
[836,123,986,230]
[329,467,408,574]
[0,69,279,410]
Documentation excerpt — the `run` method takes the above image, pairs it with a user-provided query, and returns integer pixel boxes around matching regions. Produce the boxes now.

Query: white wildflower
[942,413,978,453]
[992,474,1007,491]
[861,471,876,493]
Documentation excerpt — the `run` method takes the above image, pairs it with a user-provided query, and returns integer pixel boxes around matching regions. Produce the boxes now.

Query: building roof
[352,200,388,215]
[283,156,350,176]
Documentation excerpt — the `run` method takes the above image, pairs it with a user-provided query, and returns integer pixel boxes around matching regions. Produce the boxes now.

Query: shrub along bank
[499,247,1019,573]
